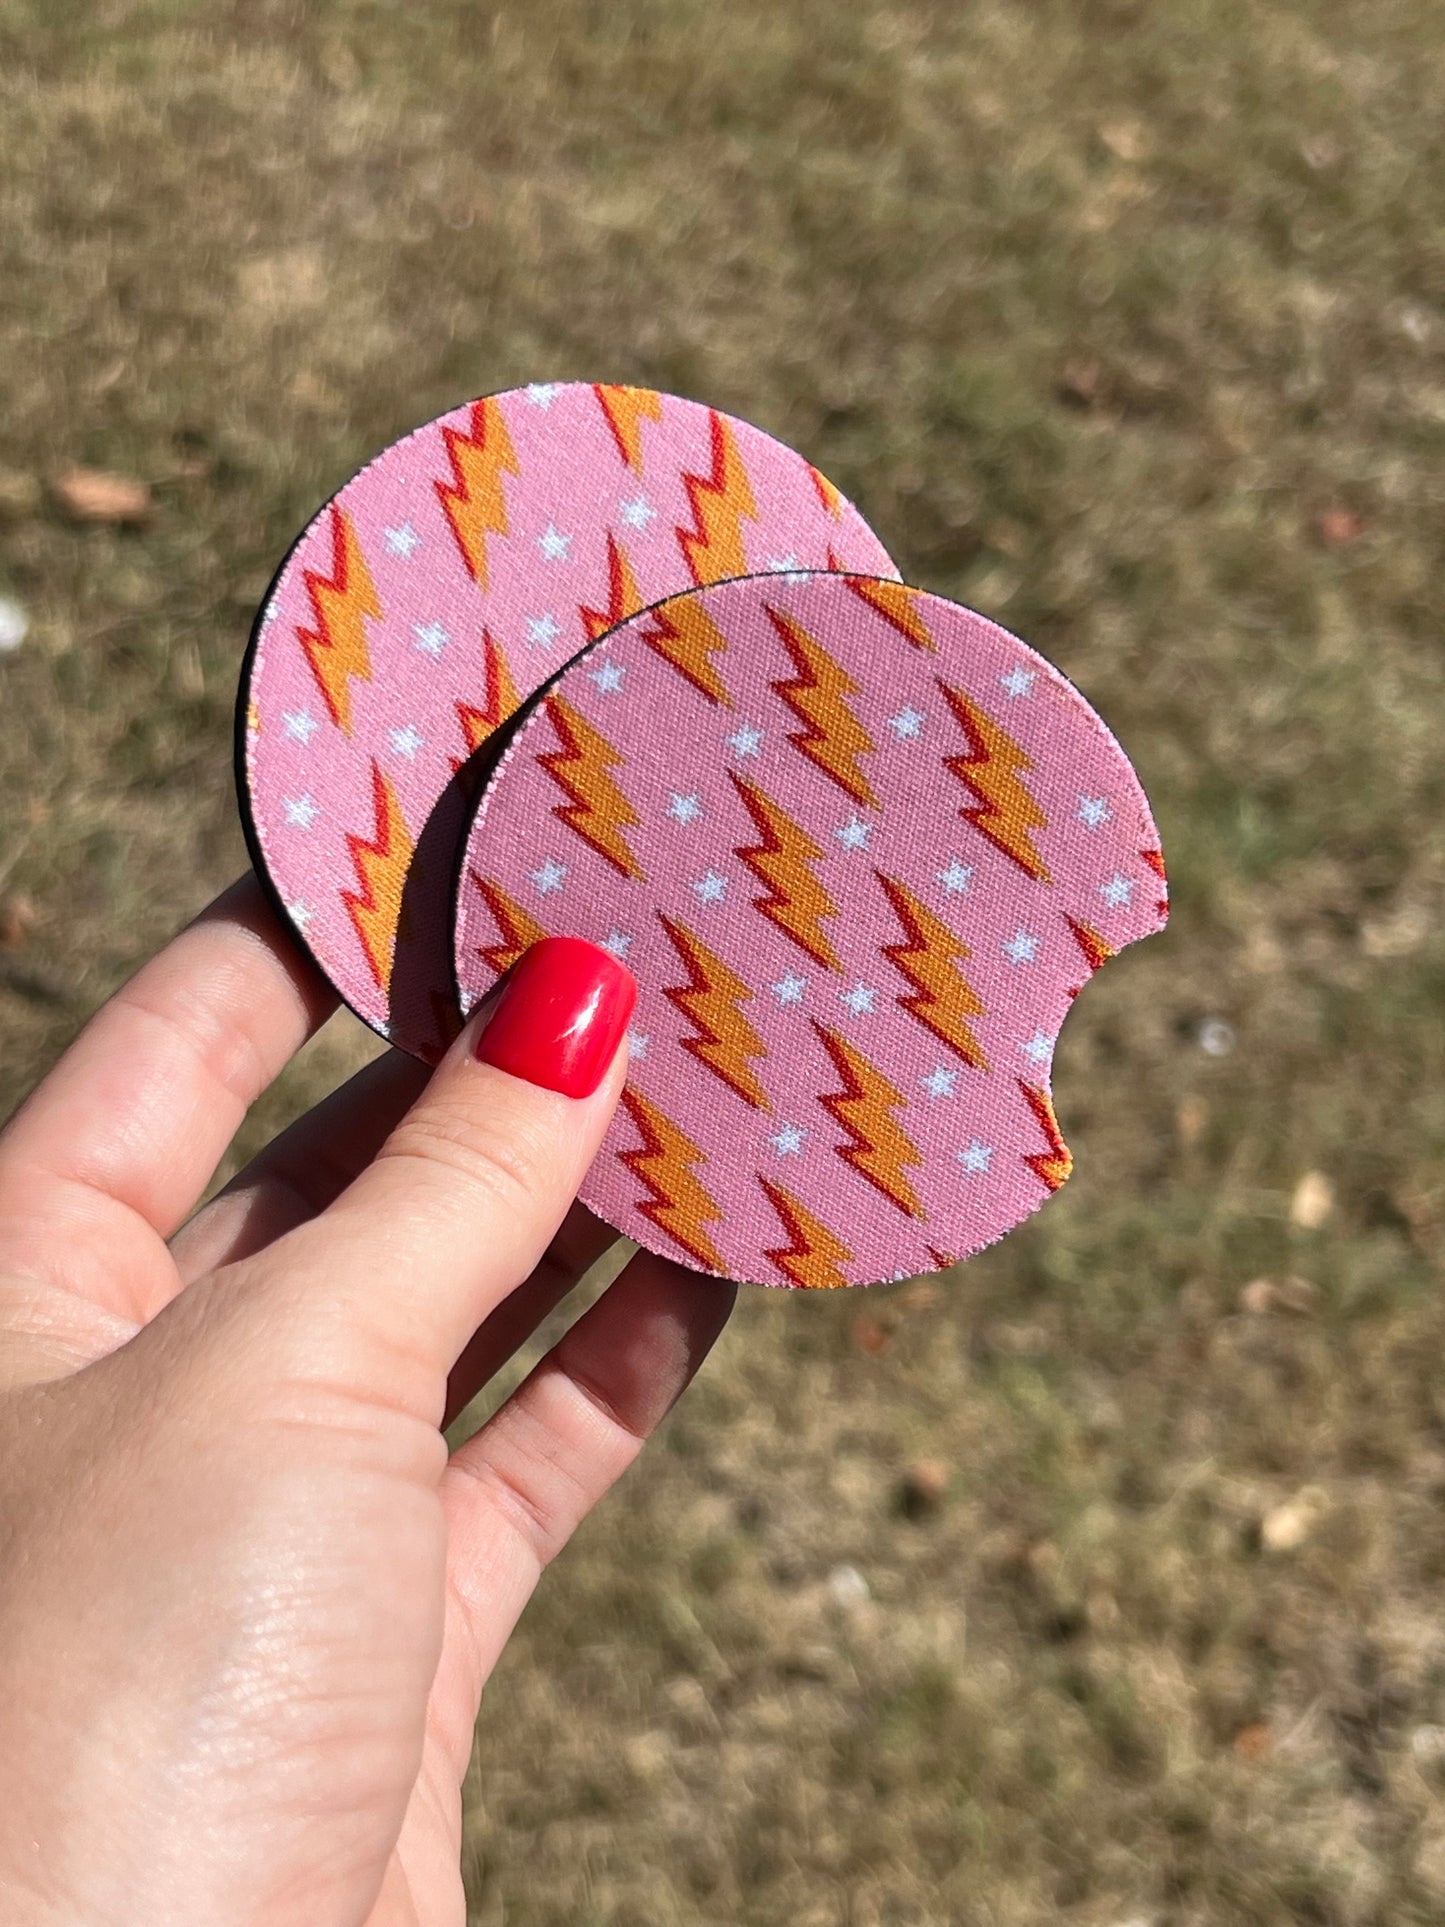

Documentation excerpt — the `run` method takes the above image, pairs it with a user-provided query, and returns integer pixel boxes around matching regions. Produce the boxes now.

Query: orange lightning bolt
[677,411,758,584]
[938,680,1052,883]
[758,1177,853,1290]
[638,591,733,707]
[434,396,520,589]
[580,530,644,642]
[454,628,521,763]
[730,772,841,970]
[812,1022,925,1220]
[297,504,380,736]
[619,1087,726,1272]
[1142,845,1169,918]
[658,914,770,1111]
[469,874,548,978]
[843,575,935,652]
[593,383,664,471]
[876,872,988,1069]
[1066,914,1116,976]
[539,694,645,879]
[1020,1081,1072,1193]
[767,603,878,806]
[807,462,845,520]
[343,762,415,993]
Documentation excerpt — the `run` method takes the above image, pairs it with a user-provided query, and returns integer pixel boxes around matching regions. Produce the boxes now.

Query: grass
[2,0,1444,1920]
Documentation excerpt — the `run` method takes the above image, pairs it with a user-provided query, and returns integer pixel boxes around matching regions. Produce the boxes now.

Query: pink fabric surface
[240,383,896,1060]
[455,574,1167,1288]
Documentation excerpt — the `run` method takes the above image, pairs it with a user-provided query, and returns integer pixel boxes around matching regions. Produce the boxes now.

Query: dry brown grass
[2,1,1444,1921]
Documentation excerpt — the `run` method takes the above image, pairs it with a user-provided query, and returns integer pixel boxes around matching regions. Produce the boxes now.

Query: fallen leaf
[1260,1487,1328,1553]
[1234,1721,1273,1759]
[0,893,35,950]
[1316,506,1364,547]
[1290,1170,1334,1230]
[851,1312,892,1357]
[52,467,151,525]
[1241,1275,1319,1316]
[899,1459,948,1518]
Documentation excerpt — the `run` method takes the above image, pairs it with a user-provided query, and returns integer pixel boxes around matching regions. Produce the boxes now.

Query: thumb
[223,937,637,1410]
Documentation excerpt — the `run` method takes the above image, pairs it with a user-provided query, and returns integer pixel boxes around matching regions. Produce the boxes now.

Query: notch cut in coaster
[455,572,1167,1288]
[238,382,897,1060]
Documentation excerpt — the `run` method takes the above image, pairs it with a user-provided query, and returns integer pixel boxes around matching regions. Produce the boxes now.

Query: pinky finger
[439,1252,735,1719]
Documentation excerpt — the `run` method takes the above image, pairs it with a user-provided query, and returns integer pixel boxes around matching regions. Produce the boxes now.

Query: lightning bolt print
[876,872,988,1069]
[454,628,521,762]
[758,1178,853,1290]
[593,383,664,471]
[1141,846,1169,917]
[806,462,845,520]
[619,1087,726,1272]
[342,762,415,993]
[767,604,877,807]
[843,575,935,652]
[938,680,1051,883]
[469,874,548,978]
[658,914,770,1111]
[812,1022,925,1220]
[1019,1081,1073,1193]
[638,592,733,707]
[677,411,758,584]
[730,772,841,970]
[434,396,520,589]
[1066,914,1116,976]
[297,504,380,736]
[580,531,644,643]
[539,695,645,880]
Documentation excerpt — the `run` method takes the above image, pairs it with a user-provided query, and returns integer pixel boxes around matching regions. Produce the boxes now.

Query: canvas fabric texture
[454,573,1167,1289]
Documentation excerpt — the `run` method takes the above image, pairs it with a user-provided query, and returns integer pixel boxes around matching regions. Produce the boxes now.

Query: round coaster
[455,572,1167,1288]
[238,383,896,1060]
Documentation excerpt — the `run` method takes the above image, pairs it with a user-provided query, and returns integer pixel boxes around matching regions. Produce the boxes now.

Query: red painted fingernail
[472,936,637,1099]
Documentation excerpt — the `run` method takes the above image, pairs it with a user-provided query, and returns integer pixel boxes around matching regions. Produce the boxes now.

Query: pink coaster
[455,574,1167,1288]
[239,383,896,1060]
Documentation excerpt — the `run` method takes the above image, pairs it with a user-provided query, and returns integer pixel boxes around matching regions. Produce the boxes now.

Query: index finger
[0,874,336,1322]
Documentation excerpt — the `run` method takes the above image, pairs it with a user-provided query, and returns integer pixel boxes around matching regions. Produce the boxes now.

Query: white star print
[999,666,1036,699]
[526,613,561,648]
[530,859,567,896]
[694,871,727,905]
[282,708,318,743]
[770,553,802,573]
[921,1066,958,1099]
[389,723,424,759]
[772,973,807,1006]
[835,815,871,852]
[383,523,420,558]
[626,1030,650,1061]
[958,1139,993,1176]
[770,1124,807,1157]
[600,929,633,959]
[728,723,764,758]
[538,524,572,563]
[889,706,924,739]
[526,383,561,408]
[412,620,450,657]
[283,794,319,830]
[667,793,703,826]
[589,660,625,694]
[1003,929,1040,965]
[840,983,876,1016]
[1099,873,1134,908]
[286,899,314,931]
[1021,1030,1052,1065]
[619,495,655,530]
[937,859,974,895]
[1078,795,1112,830]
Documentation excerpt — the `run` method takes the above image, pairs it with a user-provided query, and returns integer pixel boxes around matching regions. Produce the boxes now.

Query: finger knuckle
[378,1100,554,1221]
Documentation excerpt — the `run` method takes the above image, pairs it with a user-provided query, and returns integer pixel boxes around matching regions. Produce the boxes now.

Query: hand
[0,877,734,1927]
